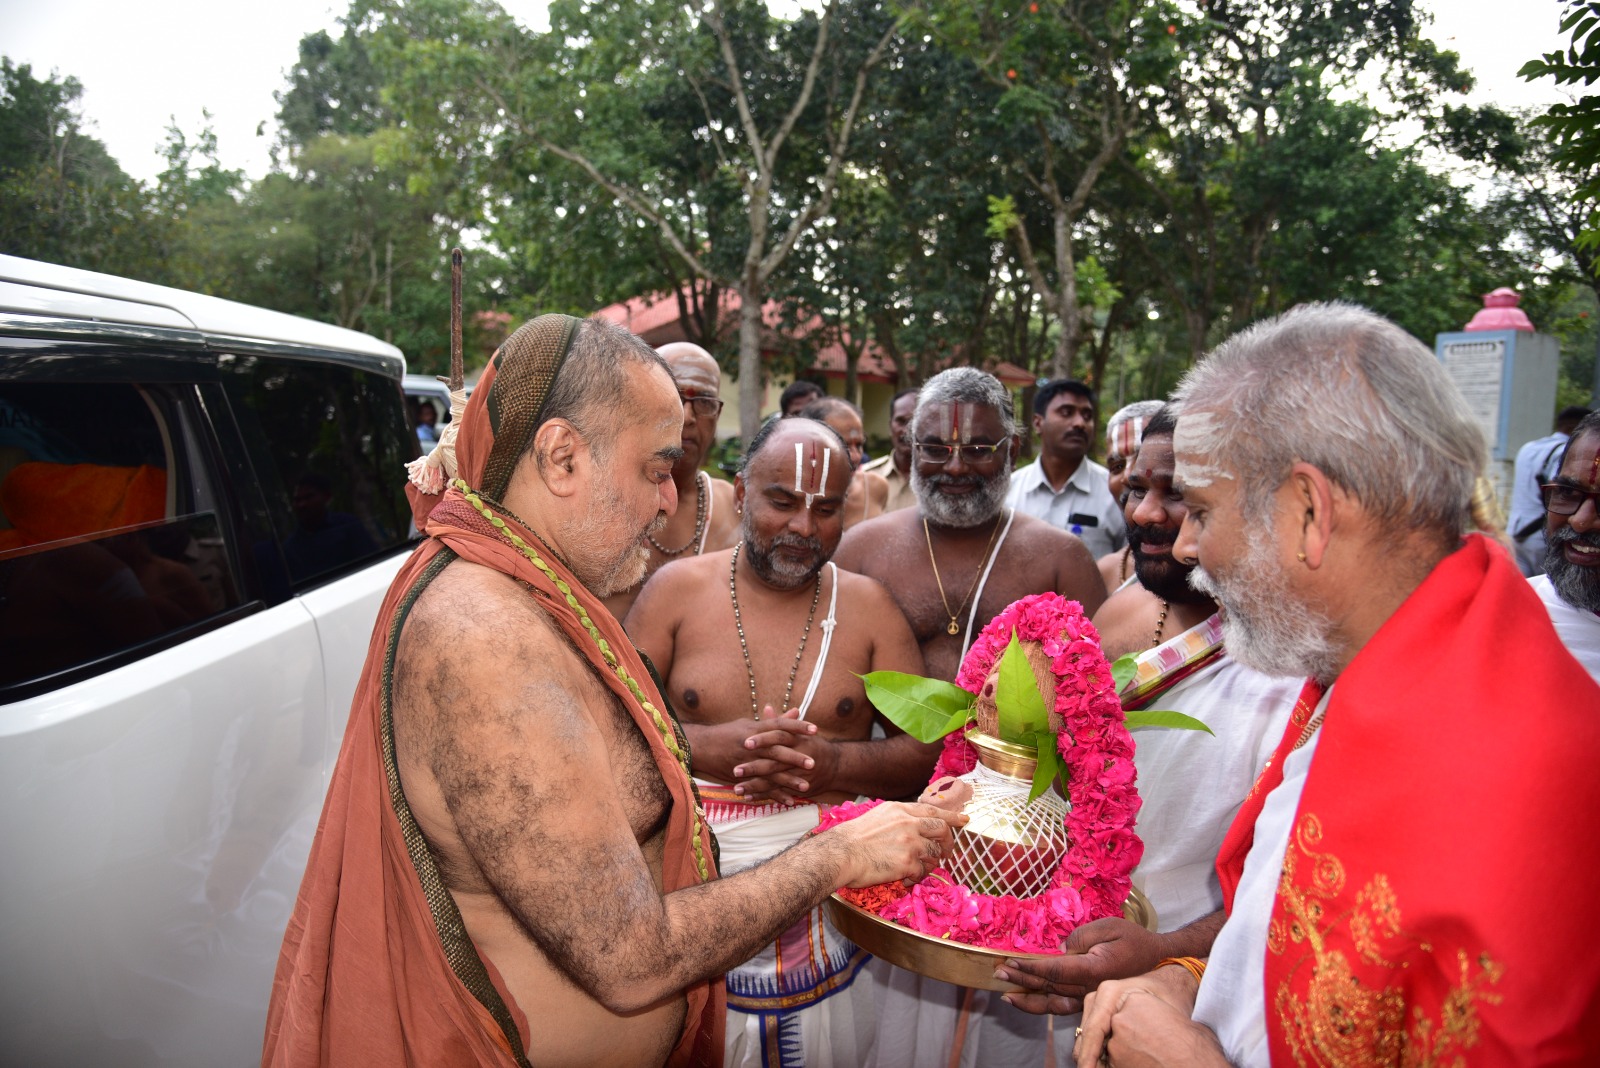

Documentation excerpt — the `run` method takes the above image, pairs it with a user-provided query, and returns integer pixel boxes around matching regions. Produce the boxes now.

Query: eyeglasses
[679,391,724,418]
[1541,482,1600,517]
[914,436,1012,465]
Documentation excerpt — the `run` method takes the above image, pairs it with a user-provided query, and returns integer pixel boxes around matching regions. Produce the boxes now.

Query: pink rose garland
[824,593,1143,952]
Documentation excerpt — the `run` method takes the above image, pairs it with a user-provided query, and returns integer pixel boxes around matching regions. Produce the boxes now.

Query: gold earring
[1296,551,1307,562]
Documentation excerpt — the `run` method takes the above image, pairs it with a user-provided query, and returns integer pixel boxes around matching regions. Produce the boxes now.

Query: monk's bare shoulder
[403,559,570,660]
[396,559,584,725]
[862,470,890,504]
[624,548,732,653]
[640,550,725,602]
[1092,579,1149,634]
[837,508,919,571]
[1006,512,1103,612]
[833,568,908,628]
[834,568,924,672]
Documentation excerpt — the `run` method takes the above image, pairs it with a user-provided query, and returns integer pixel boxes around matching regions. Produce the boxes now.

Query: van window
[0,382,246,694]
[219,354,413,592]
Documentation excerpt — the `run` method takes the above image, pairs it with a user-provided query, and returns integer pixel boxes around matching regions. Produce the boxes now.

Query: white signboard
[1440,337,1506,449]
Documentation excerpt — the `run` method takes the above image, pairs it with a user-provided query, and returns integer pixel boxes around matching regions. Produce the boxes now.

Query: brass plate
[824,885,1158,993]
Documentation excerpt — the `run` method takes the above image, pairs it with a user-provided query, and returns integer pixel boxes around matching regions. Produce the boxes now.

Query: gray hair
[1174,302,1487,542]
[535,316,667,467]
[913,367,1017,439]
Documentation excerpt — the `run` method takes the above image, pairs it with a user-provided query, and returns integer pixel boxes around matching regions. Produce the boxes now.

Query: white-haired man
[1073,304,1600,1067]
[835,367,1104,682]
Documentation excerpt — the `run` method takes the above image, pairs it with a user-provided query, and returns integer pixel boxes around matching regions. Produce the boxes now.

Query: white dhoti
[701,784,874,1068]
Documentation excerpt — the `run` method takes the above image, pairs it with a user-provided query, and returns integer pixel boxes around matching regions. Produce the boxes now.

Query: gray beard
[912,466,1011,529]
[1188,525,1343,685]
[741,521,829,590]
[570,483,660,598]
[1545,526,1600,614]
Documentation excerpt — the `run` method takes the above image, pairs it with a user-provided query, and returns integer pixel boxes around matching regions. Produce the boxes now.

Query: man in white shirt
[1007,380,1125,558]
[1071,304,1600,1068]
[1508,405,1590,576]
[1532,410,1600,682]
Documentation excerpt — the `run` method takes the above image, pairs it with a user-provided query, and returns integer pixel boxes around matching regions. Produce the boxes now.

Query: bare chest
[667,586,875,735]
[899,542,1055,681]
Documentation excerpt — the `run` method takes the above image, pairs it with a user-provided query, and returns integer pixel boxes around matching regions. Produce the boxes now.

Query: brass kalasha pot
[947,730,1070,900]
[823,728,1156,991]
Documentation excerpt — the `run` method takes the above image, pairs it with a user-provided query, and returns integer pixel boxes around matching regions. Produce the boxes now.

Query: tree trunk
[845,339,860,405]
[1051,204,1078,380]
[738,278,765,442]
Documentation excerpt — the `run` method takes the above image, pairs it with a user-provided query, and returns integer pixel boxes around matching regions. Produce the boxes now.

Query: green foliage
[4,0,1590,406]
[1109,655,1138,693]
[1123,709,1213,734]
[859,670,974,742]
[1522,2,1600,259]
[994,632,1049,742]
[0,59,166,278]
[993,633,1065,802]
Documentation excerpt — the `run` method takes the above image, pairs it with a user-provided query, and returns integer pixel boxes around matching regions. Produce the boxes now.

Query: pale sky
[0,0,1578,184]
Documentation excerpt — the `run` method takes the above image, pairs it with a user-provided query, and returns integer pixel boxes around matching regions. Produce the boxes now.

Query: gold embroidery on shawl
[1269,813,1503,1068]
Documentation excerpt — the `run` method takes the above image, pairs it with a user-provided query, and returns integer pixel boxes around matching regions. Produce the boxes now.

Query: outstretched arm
[997,911,1226,1016]
[416,605,962,1015]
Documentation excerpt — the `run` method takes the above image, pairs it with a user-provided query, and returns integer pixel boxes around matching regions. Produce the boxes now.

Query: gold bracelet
[1156,956,1206,984]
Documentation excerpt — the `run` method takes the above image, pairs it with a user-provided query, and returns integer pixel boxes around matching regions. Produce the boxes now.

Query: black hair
[891,387,919,406]
[1143,404,1179,441]
[740,415,849,476]
[780,380,825,413]
[1559,410,1600,470]
[1033,379,1096,417]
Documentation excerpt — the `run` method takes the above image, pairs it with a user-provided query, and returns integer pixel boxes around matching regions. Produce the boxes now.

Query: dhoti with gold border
[699,783,874,1068]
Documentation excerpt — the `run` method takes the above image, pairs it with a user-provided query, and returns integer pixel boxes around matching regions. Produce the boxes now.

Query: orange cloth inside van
[0,462,167,551]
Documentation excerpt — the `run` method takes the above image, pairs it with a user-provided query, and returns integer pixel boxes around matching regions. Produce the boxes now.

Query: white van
[0,255,418,1067]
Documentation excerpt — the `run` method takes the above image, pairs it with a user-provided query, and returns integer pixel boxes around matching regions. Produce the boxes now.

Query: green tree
[1521,0,1600,233]
[362,0,903,438]
[922,0,1181,380]
[0,59,162,278]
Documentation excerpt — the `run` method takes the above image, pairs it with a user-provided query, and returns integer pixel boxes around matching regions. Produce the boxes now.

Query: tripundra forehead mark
[921,401,977,443]
[1173,411,1235,489]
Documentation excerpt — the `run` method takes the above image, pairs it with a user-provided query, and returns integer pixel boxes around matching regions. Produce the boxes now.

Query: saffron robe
[263,316,724,1067]
[1221,535,1600,1065]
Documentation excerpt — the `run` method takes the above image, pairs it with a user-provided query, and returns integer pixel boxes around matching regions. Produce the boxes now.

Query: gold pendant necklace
[729,542,824,719]
[923,512,1005,637]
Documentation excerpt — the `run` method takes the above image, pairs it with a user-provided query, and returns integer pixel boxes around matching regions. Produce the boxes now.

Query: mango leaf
[995,631,1050,745]
[1123,709,1213,735]
[1110,654,1139,694]
[1017,728,1068,803]
[860,671,975,743]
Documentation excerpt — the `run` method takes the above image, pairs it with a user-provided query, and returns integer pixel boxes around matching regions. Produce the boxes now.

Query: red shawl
[264,316,724,1067]
[1235,535,1600,1065]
